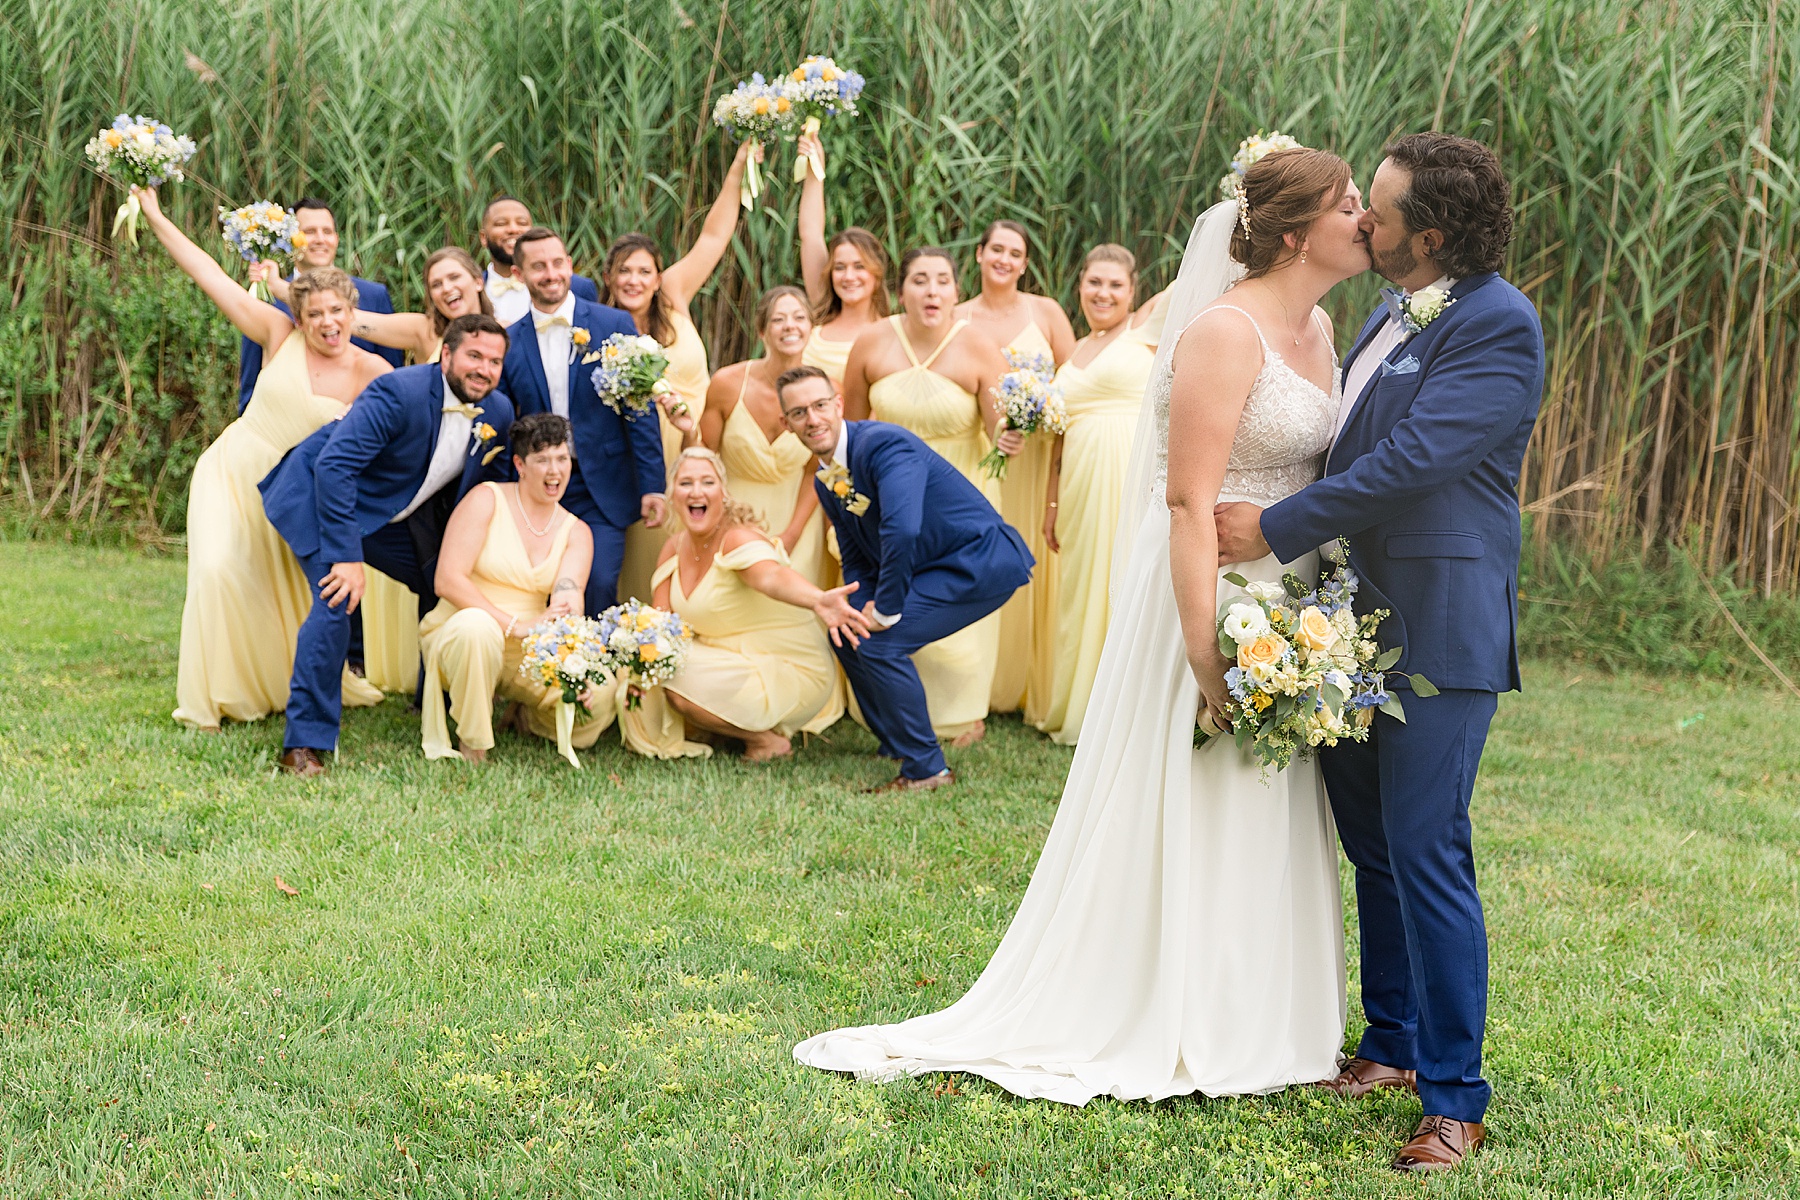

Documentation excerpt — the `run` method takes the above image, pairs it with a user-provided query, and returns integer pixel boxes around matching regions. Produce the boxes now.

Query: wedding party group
[118,105,1542,1172]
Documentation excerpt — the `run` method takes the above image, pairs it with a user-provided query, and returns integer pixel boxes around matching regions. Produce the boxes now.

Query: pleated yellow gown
[620,538,842,757]
[1034,324,1157,744]
[865,317,1001,739]
[990,319,1059,719]
[619,308,710,602]
[801,327,856,390]
[717,374,832,587]
[173,333,382,729]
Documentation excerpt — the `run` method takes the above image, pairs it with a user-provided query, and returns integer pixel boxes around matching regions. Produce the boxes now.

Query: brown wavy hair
[1382,133,1513,277]
[1228,148,1353,279]
[755,284,812,335]
[288,267,359,321]
[600,233,674,345]
[422,246,494,338]
[813,226,891,324]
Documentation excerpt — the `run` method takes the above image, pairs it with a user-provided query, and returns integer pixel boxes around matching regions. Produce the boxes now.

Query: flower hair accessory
[1218,131,1306,236]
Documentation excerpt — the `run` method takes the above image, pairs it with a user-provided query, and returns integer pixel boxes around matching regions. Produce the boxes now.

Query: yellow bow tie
[488,274,525,295]
[443,401,484,419]
[534,312,572,331]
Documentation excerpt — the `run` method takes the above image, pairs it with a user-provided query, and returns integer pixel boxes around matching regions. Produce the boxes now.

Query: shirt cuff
[870,607,901,629]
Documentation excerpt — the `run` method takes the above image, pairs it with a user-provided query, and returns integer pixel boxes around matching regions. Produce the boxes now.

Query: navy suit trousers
[560,472,627,618]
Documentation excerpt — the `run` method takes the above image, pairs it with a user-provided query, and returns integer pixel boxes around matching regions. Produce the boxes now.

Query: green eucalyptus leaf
[1408,674,1440,697]
[1379,696,1408,723]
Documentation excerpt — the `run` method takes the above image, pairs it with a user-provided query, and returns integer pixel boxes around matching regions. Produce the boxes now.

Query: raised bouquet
[784,55,865,181]
[979,350,1067,480]
[519,615,613,767]
[711,74,796,209]
[589,332,675,417]
[84,114,198,245]
[1196,541,1437,771]
[596,600,692,710]
[218,201,306,301]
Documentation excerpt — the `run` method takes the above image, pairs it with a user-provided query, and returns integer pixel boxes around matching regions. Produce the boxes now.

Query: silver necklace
[515,493,554,537]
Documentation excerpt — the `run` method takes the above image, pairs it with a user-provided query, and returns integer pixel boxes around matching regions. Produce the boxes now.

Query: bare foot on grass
[743,732,793,762]
[458,743,488,765]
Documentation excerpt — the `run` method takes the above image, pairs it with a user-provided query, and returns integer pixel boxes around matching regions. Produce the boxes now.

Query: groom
[778,366,1034,792]
[1216,134,1544,1173]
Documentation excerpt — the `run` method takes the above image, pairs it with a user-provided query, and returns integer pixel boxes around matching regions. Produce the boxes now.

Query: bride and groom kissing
[795,131,1545,1175]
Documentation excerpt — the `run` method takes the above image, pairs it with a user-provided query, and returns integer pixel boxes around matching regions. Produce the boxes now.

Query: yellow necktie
[534,312,571,331]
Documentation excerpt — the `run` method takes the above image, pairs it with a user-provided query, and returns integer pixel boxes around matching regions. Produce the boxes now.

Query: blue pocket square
[1380,354,1421,377]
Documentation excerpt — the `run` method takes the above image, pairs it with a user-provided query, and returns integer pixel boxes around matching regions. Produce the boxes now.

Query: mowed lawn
[1,539,1796,1199]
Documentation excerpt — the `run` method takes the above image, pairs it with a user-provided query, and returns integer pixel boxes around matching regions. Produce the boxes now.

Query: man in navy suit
[261,314,515,776]
[779,366,1034,792]
[238,197,404,413]
[1216,134,1544,1174]
[477,197,600,326]
[499,226,664,618]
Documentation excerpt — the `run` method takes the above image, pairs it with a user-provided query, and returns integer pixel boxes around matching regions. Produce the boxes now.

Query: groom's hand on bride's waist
[1214,503,1271,564]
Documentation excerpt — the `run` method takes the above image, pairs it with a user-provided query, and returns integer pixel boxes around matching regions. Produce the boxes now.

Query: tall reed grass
[2,0,1796,591]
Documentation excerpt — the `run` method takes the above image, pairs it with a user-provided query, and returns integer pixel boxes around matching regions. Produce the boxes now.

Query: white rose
[608,628,636,653]
[1220,603,1271,645]
[562,654,590,678]
[1246,661,1277,687]
[637,335,662,353]
[1244,580,1286,603]
[1408,284,1451,324]
[133,129,157,153]
[1324,669,1352,694]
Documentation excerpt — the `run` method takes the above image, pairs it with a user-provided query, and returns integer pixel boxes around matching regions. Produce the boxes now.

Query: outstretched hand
[816,581,871,648]
[128,184,161,216]
[1214,502,1271,565]
[641,493,668,529]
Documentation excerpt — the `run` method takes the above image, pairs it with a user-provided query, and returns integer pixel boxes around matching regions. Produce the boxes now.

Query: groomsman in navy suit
[238,197,403,413]
[499,226,664,618]
[260,314,516,777]
[1217,134,1544,1174]
[779,366,1033,792]
[477,197,600,326]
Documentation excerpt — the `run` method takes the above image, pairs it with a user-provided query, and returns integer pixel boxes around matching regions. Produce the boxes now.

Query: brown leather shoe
[864,769,955,794]
[1391,1115,1485,1173]
[1314,1056,1417,1097]
[278,747,327,778]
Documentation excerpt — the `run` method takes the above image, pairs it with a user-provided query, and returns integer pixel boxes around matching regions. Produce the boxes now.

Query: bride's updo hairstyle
[1229,148,1353,279]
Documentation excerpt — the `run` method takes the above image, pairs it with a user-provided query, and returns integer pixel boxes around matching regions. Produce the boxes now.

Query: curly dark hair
[1383,133,1513,277]
[510,412,572,460]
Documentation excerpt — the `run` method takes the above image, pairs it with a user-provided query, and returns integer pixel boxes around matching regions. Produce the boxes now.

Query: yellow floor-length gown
[173,333,383,728]
[620,308,710,602]
[1033,324,1157,744]
[990,319,1059,720]
[801,327,856,389]
[718,372,832,587]
[865,317,1001,739]
[418,482,615,759]
[621,537,842,758]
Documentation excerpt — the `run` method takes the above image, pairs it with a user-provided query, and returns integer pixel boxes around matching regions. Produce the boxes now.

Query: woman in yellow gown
[607,140,762,602]
[621,449,866,762]
[1036,245,1164,744]
[135,185,389,731]
[796,130,889,388]
[842,247,1019,745]
[267,246,495,694]
[954,219,1079,721]
[419,414,613,765]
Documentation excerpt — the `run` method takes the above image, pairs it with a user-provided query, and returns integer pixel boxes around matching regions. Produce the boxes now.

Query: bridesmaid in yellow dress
[842,247,1019,745]
[265,246,495,693]
[608,139,763,602]
[1036,244,1164,744]
[134,186,389,731]
[621,449,867,762]
[796,130,889,388]
[954,219,1079,720]
[419,414,614,765]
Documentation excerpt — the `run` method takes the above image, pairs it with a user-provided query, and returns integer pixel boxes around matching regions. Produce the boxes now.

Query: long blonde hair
[669,447,764,532]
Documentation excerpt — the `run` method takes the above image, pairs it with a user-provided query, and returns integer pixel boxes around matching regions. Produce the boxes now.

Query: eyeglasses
[781,396,839,421]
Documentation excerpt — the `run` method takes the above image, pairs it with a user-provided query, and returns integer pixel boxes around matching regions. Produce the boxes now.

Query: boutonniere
[816,462,871,516]
[1399,284,1454,334]
[568,326,590,364]
[470,421,503,465]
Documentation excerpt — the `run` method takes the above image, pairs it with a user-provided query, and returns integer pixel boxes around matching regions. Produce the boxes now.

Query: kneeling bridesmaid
[420,414,613,764]
[623,448,866,762]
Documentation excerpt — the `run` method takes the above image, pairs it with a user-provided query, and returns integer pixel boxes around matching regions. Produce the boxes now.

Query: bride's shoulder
[1177,303,1265,355]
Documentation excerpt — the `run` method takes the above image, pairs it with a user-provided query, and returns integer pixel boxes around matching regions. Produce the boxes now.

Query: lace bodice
[1151,306,1341,506]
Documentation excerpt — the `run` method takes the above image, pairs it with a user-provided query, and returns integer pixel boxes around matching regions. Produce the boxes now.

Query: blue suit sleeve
[315,376,405,564]
[571,274,600,303]
[864,436,929,617]
[600,309,665,498]
[1263,305,1543,560]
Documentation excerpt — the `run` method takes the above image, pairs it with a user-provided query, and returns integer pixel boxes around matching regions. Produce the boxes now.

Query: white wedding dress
[794,203,1348,1104]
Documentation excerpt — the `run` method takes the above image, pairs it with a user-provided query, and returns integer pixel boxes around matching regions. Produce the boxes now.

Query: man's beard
[1370,236,1418,285]
[446,366,494,406]
[484,237,513,269]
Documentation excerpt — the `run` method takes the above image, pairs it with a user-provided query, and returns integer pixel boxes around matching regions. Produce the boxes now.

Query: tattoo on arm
[552,577,580,594]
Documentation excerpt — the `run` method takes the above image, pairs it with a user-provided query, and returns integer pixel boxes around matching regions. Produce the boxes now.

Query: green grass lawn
[1,539,1797,1198]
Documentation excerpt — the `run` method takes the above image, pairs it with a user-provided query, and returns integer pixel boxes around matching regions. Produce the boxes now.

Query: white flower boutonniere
[1400,284,1454,334]
[816,462,871,516]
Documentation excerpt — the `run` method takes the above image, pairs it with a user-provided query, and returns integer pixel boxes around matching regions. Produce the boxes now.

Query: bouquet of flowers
[979,350,1067,480]
[784,55,865,181]
[84,114,199,245]
[595,600,692,710]
[711,74,796,209]
[589,332,674,417]
[518,615,615,768]
[1196,541,1437,772]
[218,201,306,301]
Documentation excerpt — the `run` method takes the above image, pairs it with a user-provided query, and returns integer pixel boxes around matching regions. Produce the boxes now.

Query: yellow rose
[102,129,124,148]
[832,479,851,497]
[634,609,657,631]
[753,97,770,116]
[1237,633,1288,672]
[637,643,659,663]
[291,230,309,249]
[793,68,806,81]
[776,96,792,113]
[1295,606,1337,652]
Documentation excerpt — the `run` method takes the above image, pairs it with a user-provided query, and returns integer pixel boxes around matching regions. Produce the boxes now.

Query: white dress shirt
[1333,275,1455,446]
[532,293,577,418]
[392,393,475,524]
[485,264,531,328]
[826,423,901,628]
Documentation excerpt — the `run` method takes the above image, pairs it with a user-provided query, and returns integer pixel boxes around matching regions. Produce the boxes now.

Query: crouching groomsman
[779,366,1033,792]
[500,226,665,617]
[262,314,516,776]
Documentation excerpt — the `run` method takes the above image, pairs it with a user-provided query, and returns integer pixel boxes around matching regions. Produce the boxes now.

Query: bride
[794,145,1372,1103]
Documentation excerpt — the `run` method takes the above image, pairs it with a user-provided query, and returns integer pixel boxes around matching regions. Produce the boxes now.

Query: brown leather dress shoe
[1392,1115,1485,1173]
[1314,1056,1418,1097]
[278,747,327,778]
[864,769,955,794]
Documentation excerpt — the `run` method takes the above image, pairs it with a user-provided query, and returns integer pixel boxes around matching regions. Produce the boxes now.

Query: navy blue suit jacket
[259,363,515,565]
[238,276,402,413]
[500,298,663,529]
[813,421,1033,619]
[570,274,600,304]
[1262,272,1544,693]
